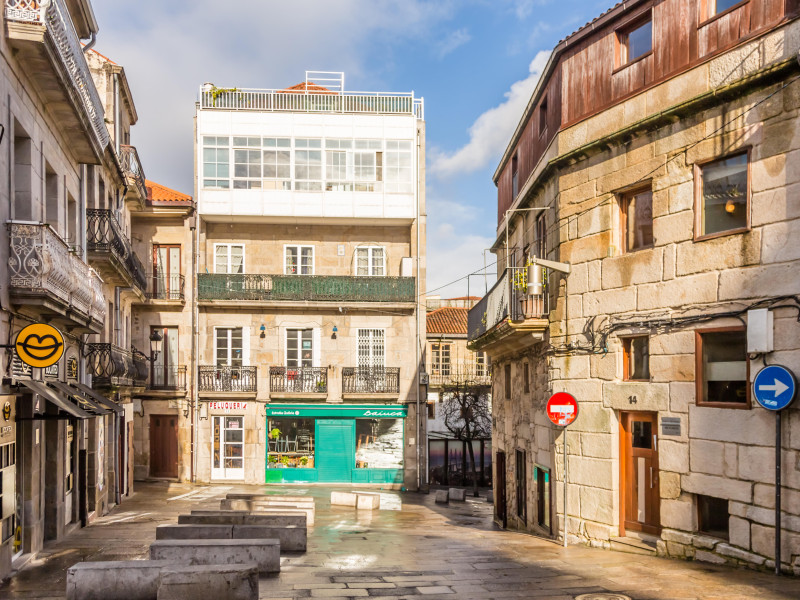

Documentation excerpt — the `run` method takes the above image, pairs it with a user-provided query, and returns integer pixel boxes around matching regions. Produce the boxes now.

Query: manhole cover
[575,595,632,600]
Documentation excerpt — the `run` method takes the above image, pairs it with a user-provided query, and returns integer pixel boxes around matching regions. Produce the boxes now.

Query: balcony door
[152,327,179,388]
[357,329,385,391]
[216,327,243,368]
[154,245,181,299]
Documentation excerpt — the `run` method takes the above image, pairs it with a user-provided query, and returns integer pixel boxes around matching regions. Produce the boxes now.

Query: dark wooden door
[621,412,660,535]
[495,451,507,528]
[150,415,178,479]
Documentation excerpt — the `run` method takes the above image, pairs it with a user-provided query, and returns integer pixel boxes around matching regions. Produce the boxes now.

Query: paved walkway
[0,482,797,599]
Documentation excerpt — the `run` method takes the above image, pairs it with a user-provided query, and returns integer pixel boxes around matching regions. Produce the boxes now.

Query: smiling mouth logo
[15,324,65,369]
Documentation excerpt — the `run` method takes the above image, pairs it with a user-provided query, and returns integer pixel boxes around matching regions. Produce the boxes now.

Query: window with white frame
[202,136,230,189]
[355,246,385,276]
[358,329,385,370]
[233,137,262,189]
[285,245,314,275]
[286,329,314,368]
[214,244,244,274]
[294,139,322,191]
[385,140,413,193]
[262,137,291,190]
[431,342,451,376]
[354,140,382,192]
[325,139,352,191]
[216,327,243,367]
[475,351,488,377]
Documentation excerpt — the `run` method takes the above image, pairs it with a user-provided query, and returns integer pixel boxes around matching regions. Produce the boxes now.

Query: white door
[211,416,244,480]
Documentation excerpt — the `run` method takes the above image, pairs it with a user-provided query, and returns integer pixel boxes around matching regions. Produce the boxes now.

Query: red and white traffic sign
[547,392,578,427]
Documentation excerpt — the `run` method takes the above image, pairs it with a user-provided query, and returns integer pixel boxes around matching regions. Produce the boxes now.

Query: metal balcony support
[86,209,147,291]
[86,343,148,389]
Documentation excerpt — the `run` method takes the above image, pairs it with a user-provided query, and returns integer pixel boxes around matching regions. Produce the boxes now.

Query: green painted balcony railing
[197,274,416,303]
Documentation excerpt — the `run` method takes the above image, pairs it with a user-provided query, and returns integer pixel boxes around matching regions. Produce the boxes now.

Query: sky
[92,0,615,298]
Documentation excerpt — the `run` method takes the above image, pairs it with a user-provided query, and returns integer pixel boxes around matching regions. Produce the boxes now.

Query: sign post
[547,392,578,548]
[753,365,796,576]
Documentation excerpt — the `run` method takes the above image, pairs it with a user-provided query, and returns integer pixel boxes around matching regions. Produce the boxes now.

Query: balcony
[269,366,327,400]
[86,209,147,294]
[119,145,147,206]
[342,367,400,398]
[145,274,186,302]
[148,365,187,392]
[197,274,415,305]
[468,267,549,355]
[198,366,257,397]
[429,370,492,388]
[7,222,105,333]
[86,344,149,390]
[4,0,109,162]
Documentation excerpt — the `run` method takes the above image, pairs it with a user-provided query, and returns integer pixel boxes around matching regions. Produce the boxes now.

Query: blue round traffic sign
[753,365,796,411]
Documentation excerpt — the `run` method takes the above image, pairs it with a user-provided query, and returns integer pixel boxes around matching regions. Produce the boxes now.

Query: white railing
[200,86,424,119]
[5,0,110,153]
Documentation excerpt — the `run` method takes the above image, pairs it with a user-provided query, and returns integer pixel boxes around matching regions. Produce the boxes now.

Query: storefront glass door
[211,416,244,480]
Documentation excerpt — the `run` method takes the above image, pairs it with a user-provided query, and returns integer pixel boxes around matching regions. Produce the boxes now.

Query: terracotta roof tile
[426,307,468,336]
[146,180,193,205]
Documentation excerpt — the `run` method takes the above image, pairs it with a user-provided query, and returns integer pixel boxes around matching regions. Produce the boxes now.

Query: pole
[563,426,568,548]
[775,410,781,575]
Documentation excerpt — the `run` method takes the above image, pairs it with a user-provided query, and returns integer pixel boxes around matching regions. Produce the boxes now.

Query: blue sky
[92,0,614,297]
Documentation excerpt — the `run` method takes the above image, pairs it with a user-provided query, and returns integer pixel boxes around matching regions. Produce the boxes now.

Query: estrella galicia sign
[15,323,65,369]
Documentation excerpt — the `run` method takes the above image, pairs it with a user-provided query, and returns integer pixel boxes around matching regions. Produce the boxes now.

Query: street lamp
[149,329,163,363]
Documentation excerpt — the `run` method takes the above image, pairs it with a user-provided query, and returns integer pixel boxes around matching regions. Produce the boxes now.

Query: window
[515,449,527,522]
[535,213,547,259]
[696,328,749,407]
[203,136,230,188]
[475,351,488,377]
[286,329,313,368]
[214,244,244,274]
[294,138,322,191]
[539,96,548,137]
[523,363,530,393]
[355,247,385,276]
[233,136,262,189]
[697,152,749,238]
[358,329,385,370]
[354,139,383,192]
[504,364,511,399]
[356,419,403,469]
[216,327,243,367]
[262,137,291,190]
[620,187,653,252]
[617,17,652,66]
[511,154,519,199]
[427,401,435,419]
[534,466,550,530]
[385,140,413,193]
[431,343,451,377]
[285,245,314,275]
[325,139,352,191]
[152,326,179,388]
[707,0,743,17]
[622,336,650,381]
[153,244,181,300]
[697,494,729,539]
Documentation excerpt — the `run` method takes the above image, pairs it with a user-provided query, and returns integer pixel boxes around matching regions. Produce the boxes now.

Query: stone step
[609,536,658,556]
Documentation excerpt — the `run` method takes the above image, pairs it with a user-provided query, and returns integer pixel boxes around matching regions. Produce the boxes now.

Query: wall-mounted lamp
[260,324,266,339]
[149,329,163,363]
[331,326,338,340]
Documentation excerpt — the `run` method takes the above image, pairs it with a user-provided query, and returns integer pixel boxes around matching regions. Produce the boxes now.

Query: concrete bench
[449,488,467,502]
[150,538,280,573]
[356,492,381,510]
[179,512,306,528]
[330,491,359,506]
[219,501,315,525]
[226,493,313,503]
[157,564,258,600]
[66,560,178,600]
[156,523,307,552]
[435,490,449,504]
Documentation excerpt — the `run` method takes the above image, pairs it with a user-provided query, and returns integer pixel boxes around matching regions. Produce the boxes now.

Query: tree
[439,380,491,497]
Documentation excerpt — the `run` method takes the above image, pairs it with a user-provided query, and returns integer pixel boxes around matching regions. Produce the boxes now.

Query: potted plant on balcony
[513,261,539,319]
[315,380,326,393]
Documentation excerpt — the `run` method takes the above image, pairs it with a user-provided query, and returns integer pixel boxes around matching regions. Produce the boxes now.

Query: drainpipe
[114,286,132,507]
[82,31,97,54]
[191,210,199,483]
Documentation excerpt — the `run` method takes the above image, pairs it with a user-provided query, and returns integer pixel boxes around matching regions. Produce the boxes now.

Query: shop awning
[18,379,92,420]
[73,382,124,415]
[47,381,110,416]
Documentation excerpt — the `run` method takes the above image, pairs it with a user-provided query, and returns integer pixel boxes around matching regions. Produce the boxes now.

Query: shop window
[504,364,511,399]
[619,187,653,252]
[428,440,446,485]
[356,419,403,469]
[622,336,650,381]
[534,466,550,530]
[617,15,652,67]
[267,418,315,469]
[0,442,16,543]
[214,244,244,274]
[696,152,749,238]
[697,494,729,539]
[285,246,314,275]
[431,343,451,377]
[696,328,749,407]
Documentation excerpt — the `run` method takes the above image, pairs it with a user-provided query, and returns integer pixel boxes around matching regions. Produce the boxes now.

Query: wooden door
[495,451,507,528]
[620,412,660,535]
[150,415,178,479]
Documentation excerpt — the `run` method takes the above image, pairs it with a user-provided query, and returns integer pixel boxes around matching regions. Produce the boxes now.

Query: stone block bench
[435,490,449,504]
[226,493,313,503]
[156,523,307,552]
[219,500,316,525]
[150,538,280,573]
[449,488,467,502]
[157,564,258,600]
[330,491,381,509]
[179,511,306,528]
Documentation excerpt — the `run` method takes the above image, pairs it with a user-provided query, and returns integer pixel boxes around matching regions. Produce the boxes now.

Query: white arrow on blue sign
[752,365,796,411]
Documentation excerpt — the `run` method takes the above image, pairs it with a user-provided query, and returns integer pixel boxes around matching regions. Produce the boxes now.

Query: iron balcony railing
[147,273,185,301]
[200,86,424,119]
[198,273,415,303]
[119,145,147,201]
[7,222,106,325]
[86,344,149,389]
[468,267,549,342]
[5,0,110,154]
[198,366,257,393]
[342,367,400,394]
[86,209,147,291]
[269,366,327,394]
[429,370,492,388]
[150,365,187,391]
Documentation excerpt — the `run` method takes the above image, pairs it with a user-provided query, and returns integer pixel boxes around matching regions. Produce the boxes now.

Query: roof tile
[426,307,468,336]
[146,180,193,205]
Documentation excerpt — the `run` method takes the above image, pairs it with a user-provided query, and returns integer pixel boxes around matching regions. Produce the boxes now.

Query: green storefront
[265,404,406,484]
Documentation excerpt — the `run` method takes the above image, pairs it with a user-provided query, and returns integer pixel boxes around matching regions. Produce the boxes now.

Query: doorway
[620,412,660,536]
[211,415,244,480]
[149,415,178,479]
[316,419,354,482]
[495,451,507,528]
[515,449,527,524]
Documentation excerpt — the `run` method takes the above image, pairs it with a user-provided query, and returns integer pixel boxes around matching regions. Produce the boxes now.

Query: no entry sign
[547,392,578,427]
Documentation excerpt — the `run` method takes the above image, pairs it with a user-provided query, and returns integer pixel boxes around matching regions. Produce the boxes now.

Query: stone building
[0,0,151,578]
[468,0,800,572]
[193,73,426,488]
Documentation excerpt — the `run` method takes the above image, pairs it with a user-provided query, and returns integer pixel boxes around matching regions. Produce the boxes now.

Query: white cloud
[436,28,471,59]
[428,50,550,179]
[426,228,495,298]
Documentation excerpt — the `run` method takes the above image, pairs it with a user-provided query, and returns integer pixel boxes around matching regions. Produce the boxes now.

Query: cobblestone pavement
[0,482,797,599]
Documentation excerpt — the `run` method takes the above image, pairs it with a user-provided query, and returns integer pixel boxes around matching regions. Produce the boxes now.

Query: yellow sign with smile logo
[15,323,65,369]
